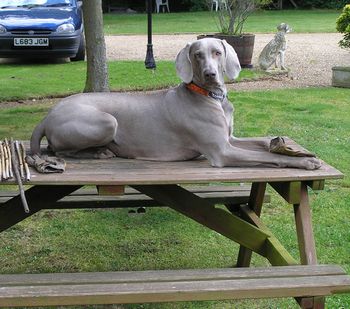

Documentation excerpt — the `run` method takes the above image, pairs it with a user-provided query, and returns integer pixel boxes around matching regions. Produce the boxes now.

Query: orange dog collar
[186,83,226,102]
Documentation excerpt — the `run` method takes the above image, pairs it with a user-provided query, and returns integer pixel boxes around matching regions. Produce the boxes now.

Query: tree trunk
[83,0,109,92]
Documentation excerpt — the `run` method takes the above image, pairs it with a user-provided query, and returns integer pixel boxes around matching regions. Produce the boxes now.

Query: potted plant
[198,0,272,68]
[332,4,350,88]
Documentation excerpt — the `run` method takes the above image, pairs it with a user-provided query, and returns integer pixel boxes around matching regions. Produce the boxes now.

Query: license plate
[14,37,49,47]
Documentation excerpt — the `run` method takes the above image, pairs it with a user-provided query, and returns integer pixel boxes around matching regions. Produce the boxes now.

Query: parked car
[0,0,85,61]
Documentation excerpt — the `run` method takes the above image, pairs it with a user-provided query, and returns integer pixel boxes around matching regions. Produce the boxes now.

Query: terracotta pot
[197,33,255,68]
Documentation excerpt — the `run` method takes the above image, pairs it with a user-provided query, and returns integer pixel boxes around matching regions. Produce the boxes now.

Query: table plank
[0,141,343,186]
[0,157,343,186]
[0,265,346,286]
[1,275,349,307]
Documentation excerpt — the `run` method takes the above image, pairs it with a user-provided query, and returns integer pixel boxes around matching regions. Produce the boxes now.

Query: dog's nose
[204,69,217,79]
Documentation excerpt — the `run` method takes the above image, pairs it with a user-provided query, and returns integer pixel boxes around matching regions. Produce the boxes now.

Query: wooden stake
[2,141,9,179]
[20,142,31,181]
[15,141,24,179]
[2,142,7,180]
[5,138,13,178]
[10,138,30,213]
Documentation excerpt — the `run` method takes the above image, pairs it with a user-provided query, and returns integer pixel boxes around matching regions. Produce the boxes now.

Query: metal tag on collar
[209,91,225,101]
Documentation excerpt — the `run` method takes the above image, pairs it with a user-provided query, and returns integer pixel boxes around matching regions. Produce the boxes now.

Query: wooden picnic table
[0,140,349,308]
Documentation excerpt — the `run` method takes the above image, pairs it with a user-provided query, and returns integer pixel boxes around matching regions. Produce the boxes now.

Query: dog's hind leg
[55,147,116,159]
[46,108,118,159]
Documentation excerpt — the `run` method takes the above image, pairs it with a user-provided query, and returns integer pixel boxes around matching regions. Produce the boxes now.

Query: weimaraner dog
[30,38,321,170]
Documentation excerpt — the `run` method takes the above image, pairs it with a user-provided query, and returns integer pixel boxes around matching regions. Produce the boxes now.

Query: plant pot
[332,66,350,88]
[197,34,255,68]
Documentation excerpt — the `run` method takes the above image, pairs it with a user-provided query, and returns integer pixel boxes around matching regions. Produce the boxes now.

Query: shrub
[336,4,350,49]
[213,0,272,35]
[180,0,208,11]
[295,0,348,9]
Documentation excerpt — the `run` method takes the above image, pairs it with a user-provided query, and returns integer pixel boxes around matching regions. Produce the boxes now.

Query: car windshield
[0,0,73,9]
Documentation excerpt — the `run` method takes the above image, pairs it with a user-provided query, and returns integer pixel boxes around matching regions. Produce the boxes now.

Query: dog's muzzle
[203,68,218,82]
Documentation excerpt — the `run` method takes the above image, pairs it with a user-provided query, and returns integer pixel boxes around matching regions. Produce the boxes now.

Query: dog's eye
[195,52,203,59]
[215,51,222,56]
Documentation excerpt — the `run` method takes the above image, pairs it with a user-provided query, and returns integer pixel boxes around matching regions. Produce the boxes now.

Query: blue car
[0,0,85,61]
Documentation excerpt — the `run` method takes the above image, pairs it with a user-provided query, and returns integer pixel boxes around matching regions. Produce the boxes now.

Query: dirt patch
[0,98,59,109]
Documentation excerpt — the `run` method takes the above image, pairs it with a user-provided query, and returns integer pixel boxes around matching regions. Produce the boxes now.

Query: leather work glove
[269,137,316,157]
[25,154,66,173]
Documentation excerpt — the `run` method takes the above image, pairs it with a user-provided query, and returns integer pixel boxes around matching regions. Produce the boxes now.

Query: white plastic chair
[155,0,170,13]
[211,0,228,11]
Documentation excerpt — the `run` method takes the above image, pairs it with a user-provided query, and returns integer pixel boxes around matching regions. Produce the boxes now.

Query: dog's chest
[274,32,286,47]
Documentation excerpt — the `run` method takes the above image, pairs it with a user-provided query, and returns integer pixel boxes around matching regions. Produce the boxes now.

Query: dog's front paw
[302,157,322,170]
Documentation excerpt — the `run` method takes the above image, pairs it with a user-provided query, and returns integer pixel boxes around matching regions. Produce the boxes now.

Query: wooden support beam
[133,185,270,256]
[297,296,325,309]
[270,181,301,204]
[238,204,297,266]
[97,185,125,196]
[235,182,267,267]
[265,237,297,267]
[306,180,325,191]
[0,185,82,232]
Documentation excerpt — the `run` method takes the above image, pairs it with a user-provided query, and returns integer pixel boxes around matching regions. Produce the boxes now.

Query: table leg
[293,182,317,265]
[236,182,267,267]
[294,182,324,309]
[297,296,325,309]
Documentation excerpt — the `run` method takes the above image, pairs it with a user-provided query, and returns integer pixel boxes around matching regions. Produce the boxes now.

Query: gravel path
[1,33,348,109]
[105,33,350,90]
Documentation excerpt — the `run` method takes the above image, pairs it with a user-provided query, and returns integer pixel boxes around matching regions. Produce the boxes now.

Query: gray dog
[30,38,320,170]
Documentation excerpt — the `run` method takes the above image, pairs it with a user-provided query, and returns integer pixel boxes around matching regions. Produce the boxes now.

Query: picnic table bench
[0,140,349,308]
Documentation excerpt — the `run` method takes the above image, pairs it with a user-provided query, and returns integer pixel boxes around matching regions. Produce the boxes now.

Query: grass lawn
[0,87,349,308]
[0,60,265,102]
[103,10,341,35]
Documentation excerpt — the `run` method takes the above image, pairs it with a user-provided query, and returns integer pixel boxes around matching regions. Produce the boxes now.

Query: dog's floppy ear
[175,42,193,83]
[221,40,241,80]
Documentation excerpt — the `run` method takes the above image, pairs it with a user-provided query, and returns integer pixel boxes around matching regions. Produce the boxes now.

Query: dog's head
[175,38,241,87]
[277,23,291,33]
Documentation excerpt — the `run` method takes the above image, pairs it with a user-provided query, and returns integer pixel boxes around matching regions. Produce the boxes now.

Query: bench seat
[0,185,270,209]
[0,265,349,307]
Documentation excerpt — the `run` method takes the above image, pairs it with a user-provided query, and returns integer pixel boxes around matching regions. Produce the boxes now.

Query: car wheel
[70,34,85,61]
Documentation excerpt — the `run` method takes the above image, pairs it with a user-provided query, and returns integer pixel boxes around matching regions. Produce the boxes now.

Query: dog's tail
[30,121,46,155]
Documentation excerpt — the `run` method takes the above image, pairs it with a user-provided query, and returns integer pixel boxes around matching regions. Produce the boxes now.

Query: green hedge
[295,0,348,9]
[179,0,208,11]
[336,4,350,49]
[101,0,347,12]
[101,0,208,12]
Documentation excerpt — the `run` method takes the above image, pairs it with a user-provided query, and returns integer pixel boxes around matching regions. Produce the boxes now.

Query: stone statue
[258,23,291,70]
